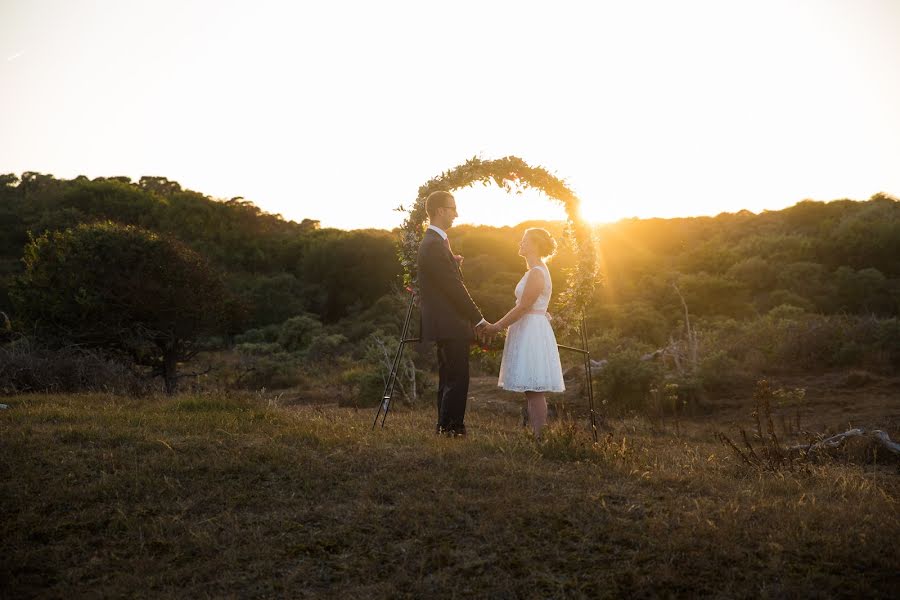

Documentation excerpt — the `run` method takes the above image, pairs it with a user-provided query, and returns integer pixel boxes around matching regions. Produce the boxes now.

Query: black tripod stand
[373,296,600,442]
[371,292,419,430]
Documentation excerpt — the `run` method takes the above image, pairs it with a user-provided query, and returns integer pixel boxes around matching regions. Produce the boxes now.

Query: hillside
[1,173,898,399]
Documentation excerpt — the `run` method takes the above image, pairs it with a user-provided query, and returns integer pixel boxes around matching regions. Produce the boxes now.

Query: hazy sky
[2,0,899,229]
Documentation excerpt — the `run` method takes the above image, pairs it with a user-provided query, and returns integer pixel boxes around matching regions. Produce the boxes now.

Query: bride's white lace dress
[497,264,565,392]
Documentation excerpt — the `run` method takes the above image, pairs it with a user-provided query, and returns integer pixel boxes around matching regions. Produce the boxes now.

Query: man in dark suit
[417,190,486,437]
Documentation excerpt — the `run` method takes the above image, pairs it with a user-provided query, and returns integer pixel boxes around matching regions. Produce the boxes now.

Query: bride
[482,228,564,437]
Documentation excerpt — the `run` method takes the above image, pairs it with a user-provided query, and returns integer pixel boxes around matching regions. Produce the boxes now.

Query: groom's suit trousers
[436,338,469,432]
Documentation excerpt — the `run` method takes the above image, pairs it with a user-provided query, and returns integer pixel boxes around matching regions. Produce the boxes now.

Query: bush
[699,312,900,374]
[617,303,669,346]
[593,350,662,413]
[235,342,283,356]
[195,335,226,351]
[760,290,815,313]
[470,345,502,375]
[277,314,323,352]
[234,324,281,344]
[696,349,747,392]
[0,339,151,395]
[232,352,306,390]
[305,333,347,362]
[339,364,385,408]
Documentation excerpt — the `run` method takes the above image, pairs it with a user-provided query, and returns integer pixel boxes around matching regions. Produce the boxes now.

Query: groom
[417,190,486,437]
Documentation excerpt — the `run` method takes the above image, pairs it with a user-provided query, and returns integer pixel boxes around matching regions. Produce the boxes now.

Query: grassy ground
[2,377,899,599]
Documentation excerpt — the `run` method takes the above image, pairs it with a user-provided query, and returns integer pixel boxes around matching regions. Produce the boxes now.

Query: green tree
[726,256,776,293]
[11,222,228,393]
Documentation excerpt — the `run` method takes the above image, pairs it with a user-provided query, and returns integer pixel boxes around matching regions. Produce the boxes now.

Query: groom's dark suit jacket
[417,228,483,342]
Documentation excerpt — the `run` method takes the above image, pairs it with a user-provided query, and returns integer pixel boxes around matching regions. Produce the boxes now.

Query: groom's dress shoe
[438,425,467,438]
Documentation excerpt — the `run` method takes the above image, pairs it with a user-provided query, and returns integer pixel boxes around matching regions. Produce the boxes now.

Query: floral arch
[397,155,598,334]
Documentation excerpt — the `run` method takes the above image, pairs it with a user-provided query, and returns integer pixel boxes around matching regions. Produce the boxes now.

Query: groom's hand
[476,322,497,345]
[453,254,464,265]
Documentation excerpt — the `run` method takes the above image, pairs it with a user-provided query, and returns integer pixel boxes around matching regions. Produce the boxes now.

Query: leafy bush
[339,364,385,408]
[0,339,151,395]
[234,324,281,344]
[700,312,900,374]
[593,350,662,413]
[277,314,323,352]
[305,333,348,362]
[696,349,746,392]
[232,351,306,390]
[235,342,283,356]
[470,345,502,375]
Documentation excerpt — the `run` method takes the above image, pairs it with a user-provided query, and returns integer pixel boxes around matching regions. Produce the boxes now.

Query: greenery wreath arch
[398,155,598,334]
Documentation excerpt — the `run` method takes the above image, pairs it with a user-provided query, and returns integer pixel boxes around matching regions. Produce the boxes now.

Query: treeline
[0,172,399,326]
[1,172,898,400]
[595,196,900,321]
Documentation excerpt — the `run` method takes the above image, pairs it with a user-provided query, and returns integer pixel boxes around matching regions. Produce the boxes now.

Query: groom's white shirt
[427,224,448,240]
[427,225,487,328]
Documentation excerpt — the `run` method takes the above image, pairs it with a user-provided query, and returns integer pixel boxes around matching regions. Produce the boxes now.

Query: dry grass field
[2,374,899,598]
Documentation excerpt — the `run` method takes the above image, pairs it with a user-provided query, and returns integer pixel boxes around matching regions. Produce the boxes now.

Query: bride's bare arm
[492,268,544,331]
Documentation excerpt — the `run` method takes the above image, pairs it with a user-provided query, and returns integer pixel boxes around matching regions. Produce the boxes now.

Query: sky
[2,0,899,230]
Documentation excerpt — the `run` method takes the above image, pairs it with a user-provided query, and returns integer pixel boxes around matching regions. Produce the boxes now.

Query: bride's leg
[525,391,547,438]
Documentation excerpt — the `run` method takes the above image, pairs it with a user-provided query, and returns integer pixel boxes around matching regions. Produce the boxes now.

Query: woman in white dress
[483,228,564,437]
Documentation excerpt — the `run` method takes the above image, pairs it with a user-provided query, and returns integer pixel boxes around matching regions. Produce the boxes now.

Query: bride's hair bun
[526,227,557,260]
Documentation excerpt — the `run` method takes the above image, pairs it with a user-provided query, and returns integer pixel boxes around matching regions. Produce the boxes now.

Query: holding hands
[482,322,502,338]
[475,321,502,344]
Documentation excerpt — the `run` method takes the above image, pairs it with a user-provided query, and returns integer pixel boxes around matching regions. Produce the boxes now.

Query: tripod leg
[373,337,407,429]
[372,294,415,430]
[380,340,409,428]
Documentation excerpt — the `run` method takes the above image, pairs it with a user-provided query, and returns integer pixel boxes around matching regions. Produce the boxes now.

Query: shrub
[593,350,662,413]
[232,352,306,390]
[759,290,815,313]
[339,364,385,408]
[614,303,669,346]
[277,314,323,352]
[696,349,746,392]
[0,339,151,395]
[234,324,281,344]
[235,342,283,356]
[470,345,502,375]
[305,333,347,362]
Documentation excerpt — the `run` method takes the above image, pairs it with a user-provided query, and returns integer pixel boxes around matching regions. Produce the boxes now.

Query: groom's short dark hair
[425,191,455,220]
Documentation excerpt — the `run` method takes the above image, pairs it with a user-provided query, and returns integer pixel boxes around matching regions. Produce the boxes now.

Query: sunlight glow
[451,186,568,228]
[1,0,899,229]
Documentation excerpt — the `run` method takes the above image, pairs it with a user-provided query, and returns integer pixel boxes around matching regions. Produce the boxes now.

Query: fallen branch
[791,428,900,455]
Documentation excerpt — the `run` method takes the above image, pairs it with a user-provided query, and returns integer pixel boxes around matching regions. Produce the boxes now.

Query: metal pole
[556,314,598,442]
[581,313,598,441]
[372,293,417,430]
